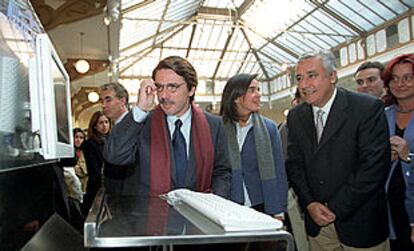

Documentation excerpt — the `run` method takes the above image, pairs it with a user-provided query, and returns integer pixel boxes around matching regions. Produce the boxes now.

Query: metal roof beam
[241,21,299,59]
[398,0,411,9]
[338,0,376,27]
[159,46,246,53]
[377,0,400,16]
[211,27,236,80]
[241,28,270,80]
[237,0,255,17]
[288,29,353,38]
[122,0,156,14]
[198,7,236,19]
[186,24,197,58]
[120,17,194,55]
[152,0,171,45]
[236,49,253,74]
[119,24,189,74]
[309,0,365,36]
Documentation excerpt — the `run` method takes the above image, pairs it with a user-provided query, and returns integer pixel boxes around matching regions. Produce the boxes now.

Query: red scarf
[149,103,214,196]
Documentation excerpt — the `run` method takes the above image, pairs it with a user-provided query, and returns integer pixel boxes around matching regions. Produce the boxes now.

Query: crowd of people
[59,52,413,251]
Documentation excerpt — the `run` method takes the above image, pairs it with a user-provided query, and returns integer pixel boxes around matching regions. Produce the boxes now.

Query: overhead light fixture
[88,91,99,103]
[103,16,111,26]
[74,32,90,74]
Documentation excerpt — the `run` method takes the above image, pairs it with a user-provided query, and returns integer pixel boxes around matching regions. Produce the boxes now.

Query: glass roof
[118,0,414,92]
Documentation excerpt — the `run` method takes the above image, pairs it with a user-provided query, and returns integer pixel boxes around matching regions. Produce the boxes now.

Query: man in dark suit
[286,51,390,250]
[104,56,231,198]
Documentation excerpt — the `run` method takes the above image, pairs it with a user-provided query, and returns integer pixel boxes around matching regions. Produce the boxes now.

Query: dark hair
[291,88,302,106]
[73,127,86,149]
[87,111,111,144]
[73,127,85,136]
[382,54,414,106]
[100,82,129,105]
[354,61,384,77]
[220,73,258,122]
[152,56,198,101]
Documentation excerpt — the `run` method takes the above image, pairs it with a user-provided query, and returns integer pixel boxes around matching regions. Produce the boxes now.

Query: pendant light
[88,91,99,103]
[74,32,90,74]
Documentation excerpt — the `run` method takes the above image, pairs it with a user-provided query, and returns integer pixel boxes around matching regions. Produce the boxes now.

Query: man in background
[98,82,131,193]
[354,61,385,99]
[99,82,129,124]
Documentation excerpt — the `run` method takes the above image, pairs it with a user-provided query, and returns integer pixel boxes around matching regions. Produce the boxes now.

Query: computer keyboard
[162,189,283,232]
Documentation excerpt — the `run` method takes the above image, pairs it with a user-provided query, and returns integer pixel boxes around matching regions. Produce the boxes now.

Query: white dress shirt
[312,88,337,128]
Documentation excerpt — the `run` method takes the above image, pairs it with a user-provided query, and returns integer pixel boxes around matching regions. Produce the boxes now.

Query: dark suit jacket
[286,87,390,248]
[104,111,232,198]
[82,139,104,215]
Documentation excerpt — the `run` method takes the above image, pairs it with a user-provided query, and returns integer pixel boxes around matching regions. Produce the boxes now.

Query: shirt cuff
[132,106,149,123]
[274,212,285,218]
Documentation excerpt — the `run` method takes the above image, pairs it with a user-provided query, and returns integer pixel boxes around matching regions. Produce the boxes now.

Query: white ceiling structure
[114,0,414,103]
[40,0,413,107]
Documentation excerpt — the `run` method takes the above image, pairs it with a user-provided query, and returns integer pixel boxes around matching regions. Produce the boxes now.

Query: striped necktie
[316,109,324,143]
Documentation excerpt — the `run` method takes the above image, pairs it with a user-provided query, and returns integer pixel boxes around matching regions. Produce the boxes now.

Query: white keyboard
[163,189,283,232]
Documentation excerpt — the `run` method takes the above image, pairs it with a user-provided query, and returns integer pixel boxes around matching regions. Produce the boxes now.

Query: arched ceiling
[30,0,414,123]
[117,0,413,85]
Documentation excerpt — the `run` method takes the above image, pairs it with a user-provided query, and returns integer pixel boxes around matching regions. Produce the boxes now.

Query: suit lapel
[317,88,349,149]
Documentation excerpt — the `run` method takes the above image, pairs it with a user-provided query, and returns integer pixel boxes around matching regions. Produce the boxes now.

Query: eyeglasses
[390,74,414,85]
[154,82,185,93]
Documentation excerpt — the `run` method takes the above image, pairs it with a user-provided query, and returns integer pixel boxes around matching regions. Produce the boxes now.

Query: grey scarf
[224,113,276,180]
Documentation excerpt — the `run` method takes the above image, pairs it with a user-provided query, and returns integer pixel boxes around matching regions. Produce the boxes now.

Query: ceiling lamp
[88,91,99,103]
[75,59,90,74]
[74,32,90,74]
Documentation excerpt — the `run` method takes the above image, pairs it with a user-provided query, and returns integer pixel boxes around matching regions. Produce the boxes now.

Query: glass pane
[366,34,376,56]
[376,29,387,52]
[340,47,348,66]
[348,43,357,63]
[398,18,410,43]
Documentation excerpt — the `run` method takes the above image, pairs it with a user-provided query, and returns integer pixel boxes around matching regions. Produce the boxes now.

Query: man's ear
[330,71,337,84]
[120,97,127,106]
[188,86,196,97]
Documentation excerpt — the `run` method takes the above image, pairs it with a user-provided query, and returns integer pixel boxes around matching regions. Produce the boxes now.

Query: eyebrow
[102,95,113,101]
[154,82,178,86]
[306,70,318,75]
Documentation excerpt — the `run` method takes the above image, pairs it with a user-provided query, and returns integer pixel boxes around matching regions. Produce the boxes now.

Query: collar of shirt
[235,114,253,152]
[166,106,192,156]
[312,87,337,126]
[114,110,129,125]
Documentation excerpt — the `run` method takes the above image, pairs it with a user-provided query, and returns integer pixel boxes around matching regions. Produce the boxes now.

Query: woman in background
[72,128,87,193]
[82,111,111,216]
[61,128,86,231]
[382,53,414,251]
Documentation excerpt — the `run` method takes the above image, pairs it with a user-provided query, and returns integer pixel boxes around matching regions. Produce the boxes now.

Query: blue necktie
[173,119,187,187]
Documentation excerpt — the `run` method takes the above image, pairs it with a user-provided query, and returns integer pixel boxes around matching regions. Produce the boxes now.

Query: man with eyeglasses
[104,56,231,198]
[354,61,386,99]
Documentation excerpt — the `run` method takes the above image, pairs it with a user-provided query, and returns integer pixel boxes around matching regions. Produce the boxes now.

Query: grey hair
[100,82,129,104]
[297,50,337,76]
